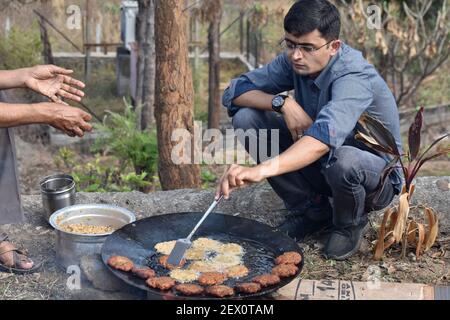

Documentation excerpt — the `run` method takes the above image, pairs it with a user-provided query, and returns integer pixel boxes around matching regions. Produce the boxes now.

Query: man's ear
[330,40,341,56]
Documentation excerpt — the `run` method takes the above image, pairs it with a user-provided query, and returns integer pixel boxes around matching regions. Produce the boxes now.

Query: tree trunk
[239,10,245,54]
[38,18,54,65]
[135,0,147,112]
[155,0,201,190]
[84,0,92,82]
[140,0,156,130]
[207,3,222,130]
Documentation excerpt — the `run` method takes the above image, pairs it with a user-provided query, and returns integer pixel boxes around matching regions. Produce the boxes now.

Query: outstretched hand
[25,65,85,104]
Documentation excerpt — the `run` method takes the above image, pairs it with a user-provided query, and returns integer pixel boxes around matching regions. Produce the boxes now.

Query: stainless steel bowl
[40,173,76,222]
[49,204,136,270]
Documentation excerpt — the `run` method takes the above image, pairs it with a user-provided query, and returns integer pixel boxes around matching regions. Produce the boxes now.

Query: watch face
[273,96,284,107]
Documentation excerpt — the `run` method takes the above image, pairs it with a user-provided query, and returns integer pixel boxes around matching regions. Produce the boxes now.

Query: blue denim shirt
[222,43,403,193]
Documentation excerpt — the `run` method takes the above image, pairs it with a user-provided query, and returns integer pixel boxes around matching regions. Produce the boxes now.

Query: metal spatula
[166,195,223,266]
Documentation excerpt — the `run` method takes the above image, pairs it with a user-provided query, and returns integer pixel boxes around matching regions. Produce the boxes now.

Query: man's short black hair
[284,0,340,41]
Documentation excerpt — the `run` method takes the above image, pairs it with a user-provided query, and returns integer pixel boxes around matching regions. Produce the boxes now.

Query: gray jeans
[232,107,396,228]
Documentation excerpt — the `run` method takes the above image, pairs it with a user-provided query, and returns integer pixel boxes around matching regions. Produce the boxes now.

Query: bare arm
[0,102,50,127]
[232,90,275,111]
[217,136,330,198]
[0,68,29,90]
[234,90,313,142]
[260,136,330,179]
[0,65,85,103]
[0,102,93,137]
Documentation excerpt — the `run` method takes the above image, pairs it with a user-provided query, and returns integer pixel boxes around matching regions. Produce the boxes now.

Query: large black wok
[101,212,304,299]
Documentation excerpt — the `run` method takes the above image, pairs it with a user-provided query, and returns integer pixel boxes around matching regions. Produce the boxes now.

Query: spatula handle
[187,195,223,240]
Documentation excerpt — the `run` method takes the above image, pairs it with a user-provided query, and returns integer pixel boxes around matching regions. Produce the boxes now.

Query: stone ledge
[22,176,450,231]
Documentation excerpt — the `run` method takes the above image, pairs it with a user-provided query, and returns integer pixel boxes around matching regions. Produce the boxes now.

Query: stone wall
[22,176,450,233]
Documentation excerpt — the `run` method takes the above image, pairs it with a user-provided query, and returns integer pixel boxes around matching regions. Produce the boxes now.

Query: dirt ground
[1,133,448,300]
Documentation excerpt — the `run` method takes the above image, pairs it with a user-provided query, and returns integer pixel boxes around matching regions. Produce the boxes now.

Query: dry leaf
[424,207,439,251]
[415,223,426,258]
[393,193,410,243]
[407,220,417,245]
[374,207,395,260]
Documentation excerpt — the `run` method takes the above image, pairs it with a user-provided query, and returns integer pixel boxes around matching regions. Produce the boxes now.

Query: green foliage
[70,155,152,193]
[54,147,76,169]
[92,101,159,178]
[103,3,121,15]
[54,101,159,193]
[0,23,42,69]
[201,168,217,189]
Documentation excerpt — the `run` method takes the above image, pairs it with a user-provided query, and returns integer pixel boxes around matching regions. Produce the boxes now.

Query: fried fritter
[132,266,156,279]
[154,240,176,255]
[174,283,204,296]
[198,272,227,286]
[169,269,199,283]
[275,251,302,265]
[159,255,186,270]
[188,261,218,273]
[217,243,244,255]
[252,274,281,287]
[209,254,242,267]
[206,285,234,298]
[107,255,134,272]
[192,238,223,251]
[225,265,249,278]
[184,247,207,260]
[235,282,262,294]
[271,263,298,278]
[146,276,176,290]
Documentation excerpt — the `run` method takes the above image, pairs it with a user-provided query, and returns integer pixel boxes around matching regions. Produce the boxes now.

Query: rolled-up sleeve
[304,73,374,150]
[222,52,295,117]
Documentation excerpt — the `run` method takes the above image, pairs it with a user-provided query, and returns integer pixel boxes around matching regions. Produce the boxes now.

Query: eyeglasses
[280,38,334,54]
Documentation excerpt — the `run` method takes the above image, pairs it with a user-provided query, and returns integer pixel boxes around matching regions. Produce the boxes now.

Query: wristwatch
[271,94,288,113]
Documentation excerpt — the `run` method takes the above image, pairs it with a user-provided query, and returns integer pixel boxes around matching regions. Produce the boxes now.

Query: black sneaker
[275,197,333,241]
[323,220,370,260]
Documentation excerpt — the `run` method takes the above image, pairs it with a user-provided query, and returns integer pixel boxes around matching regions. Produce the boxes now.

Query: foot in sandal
[0,233,41,274]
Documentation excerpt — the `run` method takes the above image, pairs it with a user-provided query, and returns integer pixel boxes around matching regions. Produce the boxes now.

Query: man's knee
[231,107,266,131]
[324,146,362,186]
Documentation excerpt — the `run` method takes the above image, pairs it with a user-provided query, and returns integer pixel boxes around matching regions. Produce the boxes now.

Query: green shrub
[91,101,158,179]
[201,168,217,189]
[0,23,42,70]
[54,100,159,193]
[70,156,152,193]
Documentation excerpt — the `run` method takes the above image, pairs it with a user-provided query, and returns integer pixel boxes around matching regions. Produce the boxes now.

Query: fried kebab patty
[131,266,156,279]
[205,285,234,298]
[275,251,302,265]
[174,283,204,296]
[271,264,299,278]
[158,255,186,270]
[252,274,281,287]
[235,282,262,294]
[198,272,227,286]
[146,276,176,290]
[107,256,134,272]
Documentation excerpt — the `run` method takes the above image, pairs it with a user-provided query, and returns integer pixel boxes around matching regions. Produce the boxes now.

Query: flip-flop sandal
[0,233,42,275]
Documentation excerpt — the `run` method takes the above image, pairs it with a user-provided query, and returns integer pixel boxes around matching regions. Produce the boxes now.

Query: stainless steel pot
[49,204,136,270]
[40,173,76,222]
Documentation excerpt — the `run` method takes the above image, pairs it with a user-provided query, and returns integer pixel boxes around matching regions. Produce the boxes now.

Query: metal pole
[84,0,92,82]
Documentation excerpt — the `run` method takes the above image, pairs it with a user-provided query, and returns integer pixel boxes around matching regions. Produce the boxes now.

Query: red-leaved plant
[355,107,450,260]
